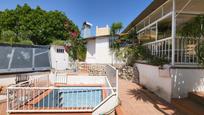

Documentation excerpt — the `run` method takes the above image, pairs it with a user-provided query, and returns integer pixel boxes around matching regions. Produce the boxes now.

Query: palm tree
[110,22,123,64]
[110,22,123,35]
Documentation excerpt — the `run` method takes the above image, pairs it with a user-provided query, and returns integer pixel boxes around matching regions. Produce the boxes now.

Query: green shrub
[148,56,169,66]
[18,40,33,45]
[0,30,17,44]
[51,40,65,45]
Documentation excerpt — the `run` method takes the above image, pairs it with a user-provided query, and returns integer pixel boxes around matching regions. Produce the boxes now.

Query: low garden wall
[171,68,204,98]
[136,63,172,102]
[114,64,139,84]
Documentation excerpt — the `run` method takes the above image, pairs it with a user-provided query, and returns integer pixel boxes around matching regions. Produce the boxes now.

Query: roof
[84,34,120,41]
[0,43,50,49]
[122,0,168,33]
[83,21,93,27]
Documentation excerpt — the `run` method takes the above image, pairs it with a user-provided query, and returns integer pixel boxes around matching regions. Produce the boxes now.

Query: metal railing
[144,37,172,61]
[10,74,50,87]
[7,87,114,112]
[143,37,200,65]
[174,37,200,64]
[7,64,118,113]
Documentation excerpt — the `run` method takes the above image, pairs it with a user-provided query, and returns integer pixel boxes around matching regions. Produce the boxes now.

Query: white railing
[144,37,172,61]
[10,74,50,88]
[7,64,118,113]
[143,37,200,65]
[7,87,114,112]
[174,38,199,65]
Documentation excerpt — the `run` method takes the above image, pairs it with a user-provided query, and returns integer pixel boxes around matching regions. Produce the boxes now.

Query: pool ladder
[59,92,64,107]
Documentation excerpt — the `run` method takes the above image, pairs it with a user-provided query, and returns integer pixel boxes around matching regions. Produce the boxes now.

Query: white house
[122,0,204,103]
[85,35,122,64]
[84,24,123,64]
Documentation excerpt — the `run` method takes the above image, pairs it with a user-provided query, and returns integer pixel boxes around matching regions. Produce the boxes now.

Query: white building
[50,45,69,70]
[96,25,110,36]
[122,0,204,103]
[0,44,69,86]
[85,24,123,64]
[85,35,122,64]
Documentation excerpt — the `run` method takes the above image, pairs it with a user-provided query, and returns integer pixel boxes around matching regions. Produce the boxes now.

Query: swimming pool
[35,87,102,108]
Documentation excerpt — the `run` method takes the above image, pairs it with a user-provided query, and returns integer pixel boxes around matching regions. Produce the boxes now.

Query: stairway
[172,92,204,115]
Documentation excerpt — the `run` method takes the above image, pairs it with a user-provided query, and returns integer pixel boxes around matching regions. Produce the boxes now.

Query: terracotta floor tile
[119,79,182,115]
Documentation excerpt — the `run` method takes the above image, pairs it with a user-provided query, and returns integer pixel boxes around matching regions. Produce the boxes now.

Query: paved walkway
[119,79,182,115]
[0,100,6,115]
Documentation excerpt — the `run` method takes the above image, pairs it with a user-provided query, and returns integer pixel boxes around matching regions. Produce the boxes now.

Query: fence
[7,87,114,112]
[0,44,50,73]
[143,37,200,65]
[7,64,118,113]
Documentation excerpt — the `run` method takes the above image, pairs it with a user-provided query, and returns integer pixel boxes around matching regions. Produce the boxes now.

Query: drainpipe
[171,0,176,66]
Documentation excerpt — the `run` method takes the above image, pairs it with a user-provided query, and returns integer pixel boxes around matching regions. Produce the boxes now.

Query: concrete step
[189,92,204,105]
[172,98,204,115]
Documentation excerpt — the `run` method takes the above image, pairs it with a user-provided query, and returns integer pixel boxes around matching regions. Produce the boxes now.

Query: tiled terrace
[0,99,6,115]
[119,79,182,115]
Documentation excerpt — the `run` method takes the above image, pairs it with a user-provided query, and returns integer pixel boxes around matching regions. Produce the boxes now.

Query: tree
[127,28,138,46]
[67,37,87,61]
[110,22,123,50]
[0,30,17,44]
[0,4,80,45]
[110,22,123,35]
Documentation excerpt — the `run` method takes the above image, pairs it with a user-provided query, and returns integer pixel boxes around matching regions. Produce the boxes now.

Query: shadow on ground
[128,88,183,115]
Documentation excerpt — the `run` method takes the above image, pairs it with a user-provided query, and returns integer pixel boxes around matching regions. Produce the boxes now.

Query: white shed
[50,45,69,70]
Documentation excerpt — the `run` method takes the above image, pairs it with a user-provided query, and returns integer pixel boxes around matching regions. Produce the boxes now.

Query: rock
[113,64,139,84]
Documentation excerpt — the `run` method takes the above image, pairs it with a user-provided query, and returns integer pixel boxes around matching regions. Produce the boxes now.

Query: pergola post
[171,0,176,66]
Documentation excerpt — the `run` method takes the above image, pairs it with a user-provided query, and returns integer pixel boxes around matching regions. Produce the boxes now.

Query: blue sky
[0,0,152,35]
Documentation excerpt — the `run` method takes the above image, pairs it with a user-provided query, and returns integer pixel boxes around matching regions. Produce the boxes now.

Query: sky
[0,0,153,36]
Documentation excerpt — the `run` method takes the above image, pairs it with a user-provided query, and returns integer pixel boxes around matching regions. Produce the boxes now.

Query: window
[57,49,64,53]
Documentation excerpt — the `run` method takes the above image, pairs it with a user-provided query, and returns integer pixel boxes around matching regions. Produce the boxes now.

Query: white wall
[92,94,118,115]
[0,72,50,86]
[95,37,112,64]
[67,76,106,85]
[136,63,172,102]
[137,63,204,101]
[86,39,96,63]
[86,36,122,64]
[0,74,16,86]
[171,68,204,98]
[50,45,69,70]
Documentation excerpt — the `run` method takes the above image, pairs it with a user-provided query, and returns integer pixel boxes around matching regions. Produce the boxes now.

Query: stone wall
[114,64,139,84]
[78,63,107,76]
[78,63,140,84]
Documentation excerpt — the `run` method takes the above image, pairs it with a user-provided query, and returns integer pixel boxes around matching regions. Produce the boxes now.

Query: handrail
[7,64,119,113]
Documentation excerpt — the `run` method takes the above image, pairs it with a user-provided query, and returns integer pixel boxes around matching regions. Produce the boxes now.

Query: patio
[119,78,182,115]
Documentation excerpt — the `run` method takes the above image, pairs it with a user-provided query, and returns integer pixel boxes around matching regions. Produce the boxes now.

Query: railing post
[171,0,176,66]
[116,69,119,98]
[7,88,9,112]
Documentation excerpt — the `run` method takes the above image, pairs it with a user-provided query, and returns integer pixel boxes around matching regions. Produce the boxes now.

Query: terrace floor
[0,99,6,115]
[118,79,183,115]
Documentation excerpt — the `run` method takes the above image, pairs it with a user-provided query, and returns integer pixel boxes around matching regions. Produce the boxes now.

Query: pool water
[35,87,102,108]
